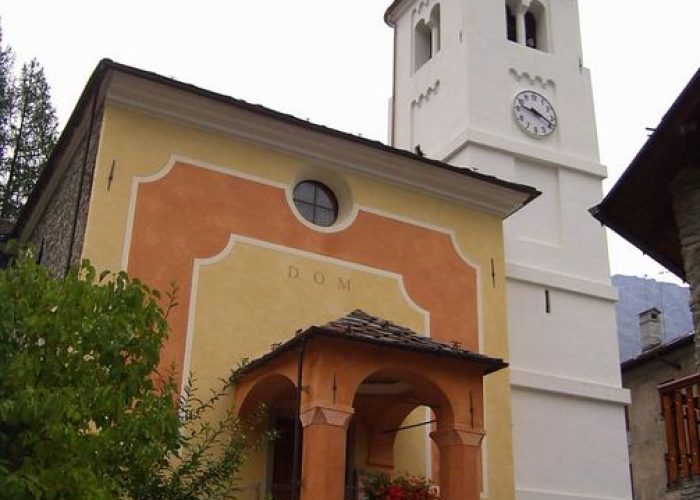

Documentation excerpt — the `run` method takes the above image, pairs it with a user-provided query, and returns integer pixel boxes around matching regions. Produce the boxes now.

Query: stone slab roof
[621,331,694,372]
[233,309,507,381]
[325,310,485,359]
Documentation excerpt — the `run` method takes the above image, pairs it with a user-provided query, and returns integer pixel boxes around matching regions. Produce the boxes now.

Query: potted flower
[361,472,439,500]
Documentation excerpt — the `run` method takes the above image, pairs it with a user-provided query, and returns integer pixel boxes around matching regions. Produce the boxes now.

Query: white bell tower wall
[390,0,600,163]
[387,1,632,499]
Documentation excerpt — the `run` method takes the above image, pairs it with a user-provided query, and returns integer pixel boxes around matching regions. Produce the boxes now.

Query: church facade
[14,60,535,499]
[11,1,632,499]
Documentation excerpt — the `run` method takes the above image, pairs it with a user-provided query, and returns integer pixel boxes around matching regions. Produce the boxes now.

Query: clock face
[513,90,557,138]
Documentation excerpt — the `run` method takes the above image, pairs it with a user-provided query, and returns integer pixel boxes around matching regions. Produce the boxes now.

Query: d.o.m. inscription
[288,265,351,292]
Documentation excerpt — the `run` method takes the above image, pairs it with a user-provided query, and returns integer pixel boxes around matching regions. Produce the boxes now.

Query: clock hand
[524,106,554,128]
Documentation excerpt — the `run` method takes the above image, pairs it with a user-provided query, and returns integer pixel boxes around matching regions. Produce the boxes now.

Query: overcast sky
[1,1,697,285]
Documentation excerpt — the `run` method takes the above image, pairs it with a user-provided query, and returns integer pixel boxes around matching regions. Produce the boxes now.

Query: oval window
[292,181,338,227]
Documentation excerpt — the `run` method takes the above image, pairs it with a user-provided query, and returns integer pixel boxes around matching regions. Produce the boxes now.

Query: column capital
[432,427,483,499]
[300,405,354,429]
[430,427,484,447]
[300,407,351,500]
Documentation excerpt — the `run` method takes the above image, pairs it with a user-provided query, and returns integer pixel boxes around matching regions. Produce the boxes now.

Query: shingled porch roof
[232,309,507,382]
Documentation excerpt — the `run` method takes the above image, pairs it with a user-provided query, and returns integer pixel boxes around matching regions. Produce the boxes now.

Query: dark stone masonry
[671,167,700,369]
[27,104,103,277]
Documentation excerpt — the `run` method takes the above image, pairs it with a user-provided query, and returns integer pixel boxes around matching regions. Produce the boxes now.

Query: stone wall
[623,342,695,500]
[671,167,700,368]
[27,103,103,277]
[671,167,700,500]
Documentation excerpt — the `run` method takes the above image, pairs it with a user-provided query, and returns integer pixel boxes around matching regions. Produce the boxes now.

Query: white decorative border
[360,205,485,352]
[182,233,431,393]
[507,262,618,302]
[510,368,630,405]
[283,165,359,234]
[121,155,486,358]
[120,154,286,270]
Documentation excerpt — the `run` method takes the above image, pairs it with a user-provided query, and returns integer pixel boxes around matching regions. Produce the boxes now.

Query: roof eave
[103,62,539,219]
[590,206,686,280]
[601,69,700,206]
[14,57,538,243]
[12,59,114,241]
[384,0,405,26]
[621,333,694,372]
[592,68,700,281]
[232,325,507,383]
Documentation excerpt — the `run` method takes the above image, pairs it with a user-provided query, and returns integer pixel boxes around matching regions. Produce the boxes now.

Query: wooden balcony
[659,372,700,487]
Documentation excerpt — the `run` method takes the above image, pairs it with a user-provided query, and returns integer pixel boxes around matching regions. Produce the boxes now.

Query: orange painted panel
[127,162,478,378]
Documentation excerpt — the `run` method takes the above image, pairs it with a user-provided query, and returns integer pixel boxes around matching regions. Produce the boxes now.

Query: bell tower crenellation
[388,0,600,170]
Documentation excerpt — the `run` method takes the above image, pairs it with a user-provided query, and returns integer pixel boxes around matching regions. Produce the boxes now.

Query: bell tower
[386,1,632,499]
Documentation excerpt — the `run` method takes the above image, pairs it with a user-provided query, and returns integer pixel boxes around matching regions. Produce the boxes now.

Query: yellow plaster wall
[190,241,426,389]
[393,408,433,477]
[191,240,428,486]
[81,103,514,499]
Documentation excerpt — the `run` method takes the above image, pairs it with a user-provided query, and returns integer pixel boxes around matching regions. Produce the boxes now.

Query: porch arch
[232,310,506,500]
[236,371,297,419]
[351,368,451,475]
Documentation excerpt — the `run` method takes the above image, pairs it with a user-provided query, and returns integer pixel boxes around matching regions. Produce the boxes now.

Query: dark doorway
[270,416,300,500]
[344,421,357,499]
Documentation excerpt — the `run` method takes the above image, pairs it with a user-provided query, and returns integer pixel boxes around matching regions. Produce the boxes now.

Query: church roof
[12,59,539,241]
[233,309,507,381]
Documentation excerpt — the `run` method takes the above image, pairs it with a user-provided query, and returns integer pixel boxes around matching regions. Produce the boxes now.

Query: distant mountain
[612,275,692,362]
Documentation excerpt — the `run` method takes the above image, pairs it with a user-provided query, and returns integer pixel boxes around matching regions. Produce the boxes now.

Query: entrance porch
[234,310,506,500]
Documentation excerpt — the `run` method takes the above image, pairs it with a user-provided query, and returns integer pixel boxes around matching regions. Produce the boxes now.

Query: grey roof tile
[232,309,507,382]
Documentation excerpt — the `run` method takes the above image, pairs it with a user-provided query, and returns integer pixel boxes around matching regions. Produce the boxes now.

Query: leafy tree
[0,21,58,220]
[129,377,264,500]
[0,251,261,499]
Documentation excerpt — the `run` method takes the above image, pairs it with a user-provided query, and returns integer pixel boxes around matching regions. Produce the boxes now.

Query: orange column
[430,427,484,500]
[300,406,353,500]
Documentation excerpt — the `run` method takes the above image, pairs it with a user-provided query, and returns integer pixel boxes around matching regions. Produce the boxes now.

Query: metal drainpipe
[291,337,307,500]
[65,93,99,276]
[390,24,398,147]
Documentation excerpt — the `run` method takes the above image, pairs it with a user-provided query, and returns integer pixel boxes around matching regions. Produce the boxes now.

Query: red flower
[388,485,405,499]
